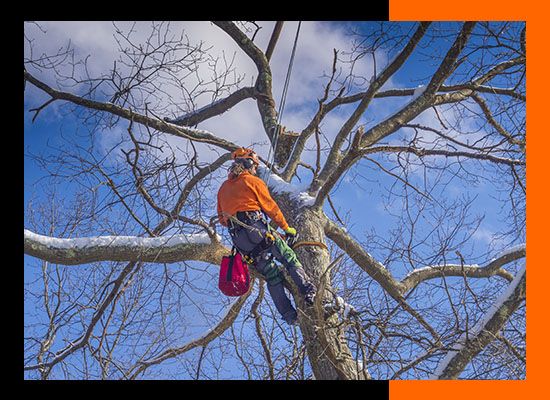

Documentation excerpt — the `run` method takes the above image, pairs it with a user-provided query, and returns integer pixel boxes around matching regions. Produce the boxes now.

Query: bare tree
[24,21,525,380]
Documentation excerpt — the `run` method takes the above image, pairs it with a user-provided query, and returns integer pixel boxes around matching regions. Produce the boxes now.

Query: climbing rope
[265,21,302,188]
[223,23,315,255]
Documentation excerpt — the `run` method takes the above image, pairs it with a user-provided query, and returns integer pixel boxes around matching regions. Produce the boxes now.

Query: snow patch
[405,243,525,280]
[400,84,427,109]
[468,264,526,337]
[335,296,357,317]
[24,229,216,249]
[257,166,317,207]
[491,243,526,261]
[413,84,427,99]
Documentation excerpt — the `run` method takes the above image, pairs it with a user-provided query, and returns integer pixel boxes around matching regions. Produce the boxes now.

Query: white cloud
[471,226,509,252]
[25,21,388,167]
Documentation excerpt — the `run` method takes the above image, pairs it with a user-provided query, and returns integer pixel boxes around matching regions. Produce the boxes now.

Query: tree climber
[217,147,316,325]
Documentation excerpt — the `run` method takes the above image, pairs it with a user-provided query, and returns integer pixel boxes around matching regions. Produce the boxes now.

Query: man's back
[217,171,288,230]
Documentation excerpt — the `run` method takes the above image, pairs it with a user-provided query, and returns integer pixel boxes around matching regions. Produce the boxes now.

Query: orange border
[389,1,538,399]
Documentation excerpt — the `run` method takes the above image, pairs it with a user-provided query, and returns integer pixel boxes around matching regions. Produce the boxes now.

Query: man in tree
[217,147,316,325]
[23,21,526,380]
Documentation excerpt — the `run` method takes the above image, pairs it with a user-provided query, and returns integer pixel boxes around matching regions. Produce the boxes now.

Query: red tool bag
[218,249,250,296]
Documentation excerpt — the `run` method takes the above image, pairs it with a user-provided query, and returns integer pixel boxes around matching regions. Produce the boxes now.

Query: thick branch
[431,265,526,379]
[401,244,525,292]
[471,93,525,147]
[442,83,525,102]
[362,145,525,167]
[24,70,239,152]
[324,219,441,343]
[311,24,510,208]
[212,21,278,143]
[324,218,405,299]
[434,56,525,105]
[265,21,284,62]
[424,22,476,95]
[302,80,524,113]
[212,21,269,71]
[165,87,257,127]
[310,22,432,193]
[362,22,476,148]
[24,229,229,265]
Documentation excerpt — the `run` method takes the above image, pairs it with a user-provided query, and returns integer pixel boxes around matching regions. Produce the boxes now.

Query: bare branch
[362,145,525,167]
[127,281,254,379]
[470,93,525,147]
[324,218,405,299]
[24,70,239,152]
[265,21,285,62]
[424,22,477,95]
[310,22,432,194]
[164,86,257,127]
[212,21,278,143]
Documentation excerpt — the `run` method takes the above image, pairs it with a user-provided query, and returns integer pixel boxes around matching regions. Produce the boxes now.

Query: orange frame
[389,1,537,398]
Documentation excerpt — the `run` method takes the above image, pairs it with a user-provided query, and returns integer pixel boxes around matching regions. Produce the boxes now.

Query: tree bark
[273,194,365,380]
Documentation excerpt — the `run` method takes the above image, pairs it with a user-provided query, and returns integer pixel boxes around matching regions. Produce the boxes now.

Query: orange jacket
[217,171,289,231]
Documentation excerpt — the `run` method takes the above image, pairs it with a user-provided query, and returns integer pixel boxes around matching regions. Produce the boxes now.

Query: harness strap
[243,232,275,264]
[227,211,275,264]
[226,253,235,281]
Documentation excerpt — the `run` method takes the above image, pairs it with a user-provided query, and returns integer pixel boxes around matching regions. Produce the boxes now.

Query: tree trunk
[275,194,366,380]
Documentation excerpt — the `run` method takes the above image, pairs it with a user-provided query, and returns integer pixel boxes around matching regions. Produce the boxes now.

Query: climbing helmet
[232,147,259,166]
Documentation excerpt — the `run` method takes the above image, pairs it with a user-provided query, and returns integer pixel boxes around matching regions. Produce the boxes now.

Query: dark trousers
[230,215,315,324]
[254,235,315,323]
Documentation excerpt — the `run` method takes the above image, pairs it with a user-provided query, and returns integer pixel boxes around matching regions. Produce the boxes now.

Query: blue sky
[24,21,525,379]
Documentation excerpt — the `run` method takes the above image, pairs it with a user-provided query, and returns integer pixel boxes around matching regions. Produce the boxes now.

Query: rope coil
[292,241,329,252]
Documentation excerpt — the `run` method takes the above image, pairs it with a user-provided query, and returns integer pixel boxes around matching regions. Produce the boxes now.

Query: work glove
[284,227,297,236]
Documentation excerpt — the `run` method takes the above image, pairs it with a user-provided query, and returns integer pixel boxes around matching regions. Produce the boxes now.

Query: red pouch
[218,250,250,296]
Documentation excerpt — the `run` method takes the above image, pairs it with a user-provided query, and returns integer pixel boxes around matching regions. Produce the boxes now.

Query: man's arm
[249,176,289,231]
[217,191,228,226]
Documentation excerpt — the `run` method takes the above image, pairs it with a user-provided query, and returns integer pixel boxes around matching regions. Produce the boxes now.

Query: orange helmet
[231,147,259,166]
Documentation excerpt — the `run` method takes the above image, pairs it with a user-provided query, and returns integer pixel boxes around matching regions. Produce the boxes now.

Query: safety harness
[227,211,276,264]
[227,210,328,266]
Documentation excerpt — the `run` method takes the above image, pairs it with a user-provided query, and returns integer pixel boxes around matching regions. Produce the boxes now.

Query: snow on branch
[324,296,359,319]
[24,229,228,265]
[257,166,316,208]
[401,243,525,292]
[430,264,526,379]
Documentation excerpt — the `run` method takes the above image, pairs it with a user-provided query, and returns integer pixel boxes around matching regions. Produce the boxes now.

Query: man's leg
[271,235,316,303]
[254,252,298,324]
